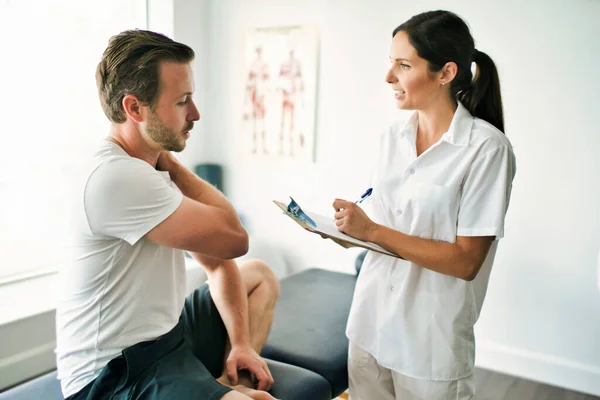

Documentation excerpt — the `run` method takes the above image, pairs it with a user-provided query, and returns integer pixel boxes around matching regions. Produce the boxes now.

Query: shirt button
[390,285,394,292]
[397,209,403,215]
[409,168,415,174]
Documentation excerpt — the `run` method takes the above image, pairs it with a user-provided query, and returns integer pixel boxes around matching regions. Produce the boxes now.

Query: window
[0,0,147,281]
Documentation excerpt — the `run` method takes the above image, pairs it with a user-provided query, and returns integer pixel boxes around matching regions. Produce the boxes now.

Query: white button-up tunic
[346,102,516,381]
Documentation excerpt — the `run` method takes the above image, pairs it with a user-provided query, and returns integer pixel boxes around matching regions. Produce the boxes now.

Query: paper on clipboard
[273,199,402,259]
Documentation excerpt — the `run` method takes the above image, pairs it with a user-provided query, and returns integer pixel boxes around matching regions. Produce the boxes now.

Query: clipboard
[273,198,403,259]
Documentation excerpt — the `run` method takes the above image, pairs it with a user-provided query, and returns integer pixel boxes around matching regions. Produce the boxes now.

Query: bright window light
[0,0,147,281]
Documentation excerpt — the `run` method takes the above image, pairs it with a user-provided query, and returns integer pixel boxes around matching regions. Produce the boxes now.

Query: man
[55,29,280,400]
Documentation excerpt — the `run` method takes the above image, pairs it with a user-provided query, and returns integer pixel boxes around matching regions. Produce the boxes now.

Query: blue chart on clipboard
[285,197,317,228]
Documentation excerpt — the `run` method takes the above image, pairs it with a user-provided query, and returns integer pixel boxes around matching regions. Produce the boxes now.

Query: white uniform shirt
[346,102,516,381]
[55,141,186,397]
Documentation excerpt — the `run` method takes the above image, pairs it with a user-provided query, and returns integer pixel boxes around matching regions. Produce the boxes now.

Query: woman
[333,10,516,399]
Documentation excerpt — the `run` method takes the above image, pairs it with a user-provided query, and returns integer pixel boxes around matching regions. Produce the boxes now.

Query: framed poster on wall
[239,25,319,163]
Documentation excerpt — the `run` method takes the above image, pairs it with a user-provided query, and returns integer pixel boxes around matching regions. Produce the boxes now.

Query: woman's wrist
[367,222,381,243]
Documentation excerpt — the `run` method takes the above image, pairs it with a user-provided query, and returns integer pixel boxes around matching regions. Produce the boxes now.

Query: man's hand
[226,345,274,391]
[332,198,378,242]
[156,151,180,175]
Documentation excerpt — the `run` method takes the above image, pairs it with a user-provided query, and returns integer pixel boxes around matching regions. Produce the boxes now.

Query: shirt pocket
[401,180,460,243]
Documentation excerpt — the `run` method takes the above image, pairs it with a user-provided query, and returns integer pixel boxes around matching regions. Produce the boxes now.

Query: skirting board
[476,340,600,396]
[0,341,56,391]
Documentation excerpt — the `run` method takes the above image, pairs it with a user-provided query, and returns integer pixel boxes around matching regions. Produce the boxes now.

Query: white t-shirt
[55,141,186,397]
[346,102,516,381]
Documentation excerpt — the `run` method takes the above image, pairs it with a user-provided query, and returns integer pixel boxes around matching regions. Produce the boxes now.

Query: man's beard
[147,112,186,152]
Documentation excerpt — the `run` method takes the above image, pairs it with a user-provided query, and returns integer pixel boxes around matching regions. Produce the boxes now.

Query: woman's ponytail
[458,49,504,133]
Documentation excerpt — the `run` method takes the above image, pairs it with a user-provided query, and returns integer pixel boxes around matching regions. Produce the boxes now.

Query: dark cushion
[355,250,368,275]
[0,371,62,400]
[267,359,331,400]
[262,268,357,397]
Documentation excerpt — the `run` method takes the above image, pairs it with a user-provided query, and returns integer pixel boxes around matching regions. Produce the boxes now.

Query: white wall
[178,0,600,395]
[170,0,211,169]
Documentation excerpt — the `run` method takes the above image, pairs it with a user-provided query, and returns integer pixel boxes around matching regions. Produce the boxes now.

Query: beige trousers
[348,342,475,400]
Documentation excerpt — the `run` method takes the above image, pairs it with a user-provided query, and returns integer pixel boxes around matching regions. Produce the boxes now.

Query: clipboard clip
[285,197,317,228]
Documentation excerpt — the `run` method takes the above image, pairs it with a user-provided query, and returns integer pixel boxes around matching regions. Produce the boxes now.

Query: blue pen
[355,188,373,204]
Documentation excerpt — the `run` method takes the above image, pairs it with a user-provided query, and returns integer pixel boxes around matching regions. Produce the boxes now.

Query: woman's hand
[332,199,378,242]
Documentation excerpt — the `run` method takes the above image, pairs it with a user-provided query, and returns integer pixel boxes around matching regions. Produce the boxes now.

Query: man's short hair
[96,30,195,123]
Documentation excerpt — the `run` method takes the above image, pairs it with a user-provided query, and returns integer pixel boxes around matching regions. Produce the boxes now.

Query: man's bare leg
[218,259,280,389]
[239,259,280,350]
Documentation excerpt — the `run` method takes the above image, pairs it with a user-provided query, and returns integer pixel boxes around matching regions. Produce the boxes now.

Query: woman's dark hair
[393,11,504,133]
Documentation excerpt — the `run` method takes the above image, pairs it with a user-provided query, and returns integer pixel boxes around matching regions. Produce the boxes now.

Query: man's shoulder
[92,140,139,166]
[88,142,155,181]
[82,142,163,201]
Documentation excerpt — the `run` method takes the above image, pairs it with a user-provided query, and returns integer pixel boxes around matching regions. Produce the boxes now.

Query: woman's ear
[440,61,458,85]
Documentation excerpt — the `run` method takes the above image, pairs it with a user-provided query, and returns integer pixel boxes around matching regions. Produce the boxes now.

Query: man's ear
[440,61,458,85]
[122,94,145,123]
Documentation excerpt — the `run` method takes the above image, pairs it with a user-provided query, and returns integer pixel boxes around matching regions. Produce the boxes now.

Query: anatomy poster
[239,25,319,162]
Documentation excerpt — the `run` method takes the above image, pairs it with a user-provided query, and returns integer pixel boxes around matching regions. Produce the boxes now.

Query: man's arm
[199,258,250,347]
[145,152,248,260]
[195,256,273,391]
[152,152,273,390]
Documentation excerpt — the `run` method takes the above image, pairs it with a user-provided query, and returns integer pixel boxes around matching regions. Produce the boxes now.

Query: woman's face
[385,31,444,111]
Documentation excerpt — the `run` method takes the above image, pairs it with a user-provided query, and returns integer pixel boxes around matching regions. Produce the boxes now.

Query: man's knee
[255,260,280,301]
[244,259,280,301]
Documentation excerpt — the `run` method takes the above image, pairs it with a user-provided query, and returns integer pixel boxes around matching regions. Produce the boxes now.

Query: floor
[335,367,599,399]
